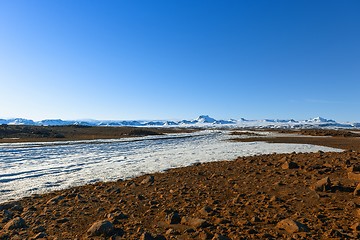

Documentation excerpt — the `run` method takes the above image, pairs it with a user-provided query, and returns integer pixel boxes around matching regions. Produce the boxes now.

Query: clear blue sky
[1,0,359,121]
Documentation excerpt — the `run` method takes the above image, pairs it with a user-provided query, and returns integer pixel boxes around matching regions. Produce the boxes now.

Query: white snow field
[0,130,342,203]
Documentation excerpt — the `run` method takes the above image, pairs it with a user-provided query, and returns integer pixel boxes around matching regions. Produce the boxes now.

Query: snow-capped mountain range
[0,115,359,129]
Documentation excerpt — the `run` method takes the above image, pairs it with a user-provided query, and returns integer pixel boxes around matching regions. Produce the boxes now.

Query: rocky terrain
[1,131,360,239]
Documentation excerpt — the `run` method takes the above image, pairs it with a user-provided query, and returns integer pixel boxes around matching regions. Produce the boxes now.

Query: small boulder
[351,223,360,231]
[310,177,331,192]
[281,161,299,170]
[347,165,360,172]
[276,218,309,233]
[87,220,114,237]
[181,217,209,228]
[56,218,69,224]
[141,175,155,185]
[4,217,27,230]
[354,183,360,196]
[140,232,154,240]
[2,209,13,222]
[165,212,181,224]
[199,206,213,216]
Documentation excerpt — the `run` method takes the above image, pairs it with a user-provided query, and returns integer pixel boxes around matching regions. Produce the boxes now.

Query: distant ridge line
[0,115,359,129]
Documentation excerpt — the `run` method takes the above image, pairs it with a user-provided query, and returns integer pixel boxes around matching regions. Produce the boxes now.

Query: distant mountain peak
[195,115,216,123]
[306,117,335,123]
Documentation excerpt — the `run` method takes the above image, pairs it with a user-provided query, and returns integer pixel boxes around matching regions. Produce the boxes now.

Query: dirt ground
[1,129,360,239]
[0,125,197,143]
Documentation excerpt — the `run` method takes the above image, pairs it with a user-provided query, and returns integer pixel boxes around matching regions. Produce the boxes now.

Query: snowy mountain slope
[0,115,359,129]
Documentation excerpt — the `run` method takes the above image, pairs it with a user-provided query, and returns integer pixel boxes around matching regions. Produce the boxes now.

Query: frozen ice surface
[0,130,342,203]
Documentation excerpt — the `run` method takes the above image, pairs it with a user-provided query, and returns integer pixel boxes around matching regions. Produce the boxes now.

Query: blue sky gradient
[1,1,359,121]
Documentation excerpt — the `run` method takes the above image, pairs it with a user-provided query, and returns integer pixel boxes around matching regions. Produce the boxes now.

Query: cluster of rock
[1,150,360,239]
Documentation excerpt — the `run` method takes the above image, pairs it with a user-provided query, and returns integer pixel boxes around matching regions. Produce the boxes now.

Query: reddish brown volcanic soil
[1,129,360,239]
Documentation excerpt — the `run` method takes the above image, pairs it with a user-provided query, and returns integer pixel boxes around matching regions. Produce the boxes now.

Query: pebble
[310,177,331,192]
[276,218,309,233]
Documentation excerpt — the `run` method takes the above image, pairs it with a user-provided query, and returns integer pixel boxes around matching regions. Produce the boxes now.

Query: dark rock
[107,211,128,222]
[310,177,331,191]
[281,161,299,169]
[165,212,181,224]
[86,220,114,237]
[354,183,360,196]
[140,232,154,240]
[154,235,166,240]
[2,209,13,222]
[32,225,46,233]
[211,233,230,240]
[0,201,21,211]
[56,218,69,224]
[3,217,27,230]
[31,232,47,239]
[137,194,146,200]
[46,195,64,204]
[199,206,213,216]
[141,175,155,185]
[347,165,360,172]
[251,216,261,222]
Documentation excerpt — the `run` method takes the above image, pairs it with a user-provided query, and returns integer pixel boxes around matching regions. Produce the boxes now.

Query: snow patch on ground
[0,131,342,203]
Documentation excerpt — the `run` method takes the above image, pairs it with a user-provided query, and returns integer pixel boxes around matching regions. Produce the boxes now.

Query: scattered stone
[214,218,230,225]
[140,232,154,240]
[347,165,360,172]
[107,211,128,222]
[31,232,47,239]
[46,195,64,204]
[2,209,13,222]
[0,201,21,211]
[270,196,281,202]
[198,231,214,240]
[211,233,230,240]
[32,225,46,234]
[86,220,114,237]
[310,177,331,192]
[137,194,146,200]
[181,217,209,228]
[354,183,360,196]
[141,175,155,185]
[351,223,360,231]
[56,218,69,224]
[281,161,299,170]
[165,229,176,235]
[165,212,181,224]
[276,218,309,233]
[199,206,213,216]
[251,216,261,222]
[3,217,27,230]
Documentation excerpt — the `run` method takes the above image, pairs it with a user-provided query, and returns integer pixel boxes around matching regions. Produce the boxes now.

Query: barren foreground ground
[1,129,360,239]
